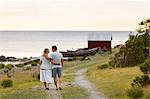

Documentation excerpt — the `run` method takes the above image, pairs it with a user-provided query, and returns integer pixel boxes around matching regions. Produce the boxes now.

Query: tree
[109,18,150,67]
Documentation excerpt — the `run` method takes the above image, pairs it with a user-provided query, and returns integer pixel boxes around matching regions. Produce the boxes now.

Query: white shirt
[50,51,63,69]
[40,56,51,69]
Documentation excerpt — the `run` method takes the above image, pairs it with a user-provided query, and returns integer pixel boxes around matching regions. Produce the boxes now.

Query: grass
[0,89,49,99]
[0,54,98,99]
[61,86,88,99]
[87,66,150,99]
[60,52,112,98]
[62,48,150,99]
[3,48,147,99]
[62,50,112,82]
[0,67,44,99]
[63,73,75,82]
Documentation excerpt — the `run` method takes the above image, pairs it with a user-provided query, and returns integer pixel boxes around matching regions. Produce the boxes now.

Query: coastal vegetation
[1,79,13,88]
[109,18,149,68]
[0,64,5,69]
[5,64,14,70]
[15,64,24,68]
[97,63,109,69]
[31,61,38,66]
[0,48,149,98]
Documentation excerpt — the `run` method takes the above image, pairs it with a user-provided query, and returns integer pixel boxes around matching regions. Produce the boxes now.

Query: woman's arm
[43,53,52,61]
[43,53,60,65]
[39,60,42,65]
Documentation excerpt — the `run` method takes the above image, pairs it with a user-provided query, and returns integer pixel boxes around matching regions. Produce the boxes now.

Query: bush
[0,64,5,69]
[31,61,37,66]
[139,58,150,74]
[5,64,14,70]
[132,75,150,87]
[15,64,24,68]
[98,63,109,69]
[1,79,13,88]
[127,86,144,99]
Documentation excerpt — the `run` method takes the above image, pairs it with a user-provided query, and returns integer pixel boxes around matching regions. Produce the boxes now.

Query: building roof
[88,33,112,41]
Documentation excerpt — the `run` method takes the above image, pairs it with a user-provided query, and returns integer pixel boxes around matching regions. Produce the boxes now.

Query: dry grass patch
[87,67,143,99]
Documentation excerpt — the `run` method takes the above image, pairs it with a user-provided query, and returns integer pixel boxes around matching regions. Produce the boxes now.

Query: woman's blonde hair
[44,48,49,53]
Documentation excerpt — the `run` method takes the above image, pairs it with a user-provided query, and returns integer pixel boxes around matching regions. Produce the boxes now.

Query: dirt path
[74,69,106,99]
[32,69,106,99]
[32,82,71,99]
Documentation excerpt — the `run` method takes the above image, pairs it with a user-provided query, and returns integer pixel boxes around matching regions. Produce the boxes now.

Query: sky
[0,0,149,31]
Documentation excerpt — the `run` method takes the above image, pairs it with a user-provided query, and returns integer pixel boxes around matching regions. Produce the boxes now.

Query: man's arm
[61,53,64,68]
[61,59,64,68]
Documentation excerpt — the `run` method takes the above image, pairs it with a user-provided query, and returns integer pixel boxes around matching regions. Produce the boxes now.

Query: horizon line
[0,30,134,32]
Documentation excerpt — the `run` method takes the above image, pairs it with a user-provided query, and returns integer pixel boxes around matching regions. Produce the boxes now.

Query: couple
[39,46,63,90]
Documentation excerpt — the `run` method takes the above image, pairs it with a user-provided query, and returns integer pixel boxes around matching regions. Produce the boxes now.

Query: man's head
[52,45,57,52]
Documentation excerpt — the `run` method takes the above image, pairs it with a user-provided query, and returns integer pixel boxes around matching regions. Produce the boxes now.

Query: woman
[40,48,53,90]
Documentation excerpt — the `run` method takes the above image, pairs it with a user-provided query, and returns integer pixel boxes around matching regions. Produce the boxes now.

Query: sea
[0,31,133,58]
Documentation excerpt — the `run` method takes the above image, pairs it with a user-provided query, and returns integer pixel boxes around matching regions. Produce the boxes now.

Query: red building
[88,33,112,51]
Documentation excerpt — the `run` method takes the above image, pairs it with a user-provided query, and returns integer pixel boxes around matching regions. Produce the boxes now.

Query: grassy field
[0,67,44,99]
[1,89,50,99]
[1,48,149,99]
[86,66,150,99]
[0,51,111,99]
[0,54,102,98]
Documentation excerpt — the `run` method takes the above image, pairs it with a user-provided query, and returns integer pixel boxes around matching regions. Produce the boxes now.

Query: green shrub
[15,64,24,68]
[127,86,144,99]
[31,61,37,66]
[98,63,109,69]
[132,75,150,87]
[1,79,13,88]
[139,58,150,74]
[0,64,5,69]
[5,64,14,70]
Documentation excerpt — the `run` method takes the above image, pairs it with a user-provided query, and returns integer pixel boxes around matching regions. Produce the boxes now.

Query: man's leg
[58,68,62,90]
[54,77,58,89]
[58,77,62,90]
[52,68,58,89]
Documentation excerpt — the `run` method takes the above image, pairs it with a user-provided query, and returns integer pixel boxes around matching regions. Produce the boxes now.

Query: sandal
[59,87,62,90]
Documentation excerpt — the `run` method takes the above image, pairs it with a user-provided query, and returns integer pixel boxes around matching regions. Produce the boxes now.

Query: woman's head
[44,48,49,54]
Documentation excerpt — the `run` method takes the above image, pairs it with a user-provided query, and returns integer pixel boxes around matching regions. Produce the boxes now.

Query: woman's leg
[44,82,47,89]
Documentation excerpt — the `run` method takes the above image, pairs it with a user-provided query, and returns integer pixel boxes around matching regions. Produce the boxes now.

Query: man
[45,45,63,90]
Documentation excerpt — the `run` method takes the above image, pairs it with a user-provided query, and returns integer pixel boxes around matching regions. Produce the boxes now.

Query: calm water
[0,31,132,58]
